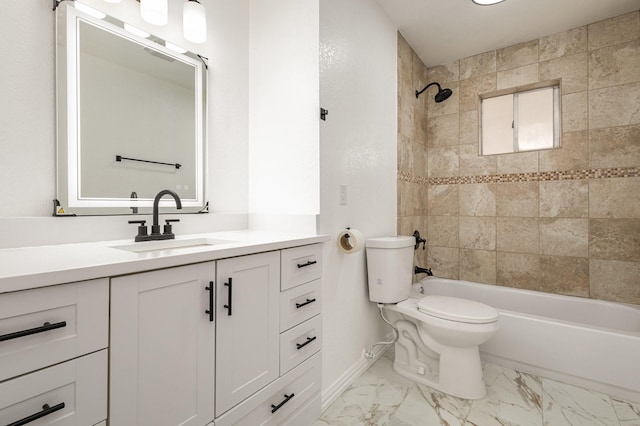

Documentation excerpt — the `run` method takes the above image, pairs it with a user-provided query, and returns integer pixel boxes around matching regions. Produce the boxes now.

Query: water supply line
[364,304,399,359]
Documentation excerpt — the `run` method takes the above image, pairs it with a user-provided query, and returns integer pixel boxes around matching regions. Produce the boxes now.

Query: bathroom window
[480,85,560,155]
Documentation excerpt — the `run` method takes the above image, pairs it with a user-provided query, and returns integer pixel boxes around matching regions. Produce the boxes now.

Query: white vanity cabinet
[0,279,109,425]
[109,262,216,426]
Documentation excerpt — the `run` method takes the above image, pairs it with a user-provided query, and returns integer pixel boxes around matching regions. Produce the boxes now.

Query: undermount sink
[111,237,235,253]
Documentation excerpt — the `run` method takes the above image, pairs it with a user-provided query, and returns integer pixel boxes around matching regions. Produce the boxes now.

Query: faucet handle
[128,220,148,241]
[163,219,180,235]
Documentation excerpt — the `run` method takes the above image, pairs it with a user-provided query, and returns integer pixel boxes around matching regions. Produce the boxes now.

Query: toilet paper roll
[337,228,364,254]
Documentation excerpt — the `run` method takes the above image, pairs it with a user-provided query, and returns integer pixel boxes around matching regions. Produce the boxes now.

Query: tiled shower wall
[397,11,640,304]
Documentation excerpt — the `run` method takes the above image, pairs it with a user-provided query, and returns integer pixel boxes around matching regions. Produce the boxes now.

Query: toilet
[366,236,498,399]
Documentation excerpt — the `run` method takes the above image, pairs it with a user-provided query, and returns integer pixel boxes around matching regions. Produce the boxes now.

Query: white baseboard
[320,336,393,413]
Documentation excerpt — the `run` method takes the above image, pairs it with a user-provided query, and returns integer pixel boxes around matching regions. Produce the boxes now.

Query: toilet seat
[417,295,497,324]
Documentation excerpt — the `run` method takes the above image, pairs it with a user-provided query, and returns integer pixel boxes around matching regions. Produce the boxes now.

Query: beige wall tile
[589,82,640,129]
[459,110,479,146]
[427,215,458,247]
[562,91,589,132]
[589,177,640,218]
[460,51,497,80]
[496,151,539,174]
[411,142,428,177]
[398,181,427,217]
[460,143,497,176]
[460,74,497,112]
[540,218,589,257]
[497,64,539,90]
[428,184,459,216]
[427,113,459,148]
[539,26,587,61]
[497,252,541,290]
[398,93,415,140]
[398,215,428,238]
[589,125,640,169]
[497,217,539,254]
[397,34,414,97]
[589,40,640,90]
[460,249,497,284]
[588,11,640,51]
[539,180,588,218]
[497,40,539,71]
[459,184,497,216]
[539,256,589,297]
[414,98,429,145]
[427,246,459,279]
[397,133,412,172]
[590,219,640,262]
[428,61,460,84]
[459,216,496,250]
[427,146,459,177]
[539,131,589,171]
[590,259,640,304]
[539,53,588,94]
[496,182,539,217]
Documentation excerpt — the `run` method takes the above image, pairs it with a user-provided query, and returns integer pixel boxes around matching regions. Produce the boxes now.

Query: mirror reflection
[56,4,207,215]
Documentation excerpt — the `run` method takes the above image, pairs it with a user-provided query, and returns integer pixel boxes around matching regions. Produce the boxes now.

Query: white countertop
[0,230,329,293]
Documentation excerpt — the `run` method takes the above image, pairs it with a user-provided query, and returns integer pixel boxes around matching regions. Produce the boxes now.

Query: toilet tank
[366,236,415,303]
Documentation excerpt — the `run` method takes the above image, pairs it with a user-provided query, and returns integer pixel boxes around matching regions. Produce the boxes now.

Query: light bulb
[183,0,206,43]
[140,0,168,26]
[472,0,506,4]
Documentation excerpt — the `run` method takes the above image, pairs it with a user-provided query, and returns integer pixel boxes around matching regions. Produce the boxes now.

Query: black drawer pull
[270,393,295,414]
[296,336,317,350]
[205,281,214,322]
[224,278,233,316]
[8,402,65,426]
[295,298,316,309]
[0,321,67,342]
[296,260,317,269]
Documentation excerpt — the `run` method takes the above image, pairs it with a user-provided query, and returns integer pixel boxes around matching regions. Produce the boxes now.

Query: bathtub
[414,277,640,403]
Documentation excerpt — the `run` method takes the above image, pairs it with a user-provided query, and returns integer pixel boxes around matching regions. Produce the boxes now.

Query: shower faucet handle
[413,230,426,250]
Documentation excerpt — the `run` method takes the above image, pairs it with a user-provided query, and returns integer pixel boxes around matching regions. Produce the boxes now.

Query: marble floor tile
[613,398,640,426]
[318,353,640,426]
[542,378,618,425]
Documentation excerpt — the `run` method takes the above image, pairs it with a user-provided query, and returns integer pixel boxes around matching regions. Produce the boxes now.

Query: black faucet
[415,266,433,276]
[130,191,138,214]
[129,189,182,242]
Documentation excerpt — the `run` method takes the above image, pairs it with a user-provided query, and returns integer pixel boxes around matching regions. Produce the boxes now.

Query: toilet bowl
[366,236,498,400]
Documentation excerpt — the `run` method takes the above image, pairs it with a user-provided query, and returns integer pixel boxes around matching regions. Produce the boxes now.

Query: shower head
[415,82,453,103]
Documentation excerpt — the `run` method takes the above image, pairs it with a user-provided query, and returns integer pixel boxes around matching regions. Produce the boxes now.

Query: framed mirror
[55,3,207,215]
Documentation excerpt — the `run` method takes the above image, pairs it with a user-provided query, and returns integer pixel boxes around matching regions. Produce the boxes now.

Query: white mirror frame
[56,3,206,214]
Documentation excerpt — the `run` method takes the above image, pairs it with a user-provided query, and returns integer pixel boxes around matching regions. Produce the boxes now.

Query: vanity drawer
[280,315,322,375]
[215,352,321,426]
[0,349,107,426]
[280,279,322,332]
[0,278,109,382]
[281,244,322,291]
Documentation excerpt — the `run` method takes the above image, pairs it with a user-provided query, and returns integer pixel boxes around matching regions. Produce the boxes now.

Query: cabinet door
[110,262,215,426]
[216,251,280,416]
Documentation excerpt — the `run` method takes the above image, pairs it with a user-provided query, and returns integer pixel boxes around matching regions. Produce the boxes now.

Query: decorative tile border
[398,167,640,186]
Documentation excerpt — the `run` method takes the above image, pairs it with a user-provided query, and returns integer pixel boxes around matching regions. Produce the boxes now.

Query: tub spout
[415,266,433,276]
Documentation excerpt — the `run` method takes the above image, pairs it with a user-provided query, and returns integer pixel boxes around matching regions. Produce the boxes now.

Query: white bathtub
[414,277,640,403]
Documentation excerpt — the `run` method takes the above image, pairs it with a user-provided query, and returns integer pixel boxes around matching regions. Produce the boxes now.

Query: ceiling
[374,0,640,67]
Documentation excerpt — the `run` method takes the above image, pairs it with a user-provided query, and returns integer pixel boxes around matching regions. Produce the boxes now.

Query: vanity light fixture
[472,0,506,5]
[183,0,207,43]
[103,0,122,3]
[140,0,168,25]
[166,41,188,53]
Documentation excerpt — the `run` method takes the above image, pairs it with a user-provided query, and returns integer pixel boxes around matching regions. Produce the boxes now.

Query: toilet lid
[417,295,498,324]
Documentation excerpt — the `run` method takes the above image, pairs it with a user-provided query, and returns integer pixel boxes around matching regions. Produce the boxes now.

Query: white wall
[248,0,320,218]
[318,0,398,405]
[0,0,249,248]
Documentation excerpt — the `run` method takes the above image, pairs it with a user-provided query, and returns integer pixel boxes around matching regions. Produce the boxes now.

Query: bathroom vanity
[0,231,327,425]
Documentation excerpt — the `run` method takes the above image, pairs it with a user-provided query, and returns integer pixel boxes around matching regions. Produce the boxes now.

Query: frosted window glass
[517,88,554,151]
[482,94,514,155]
